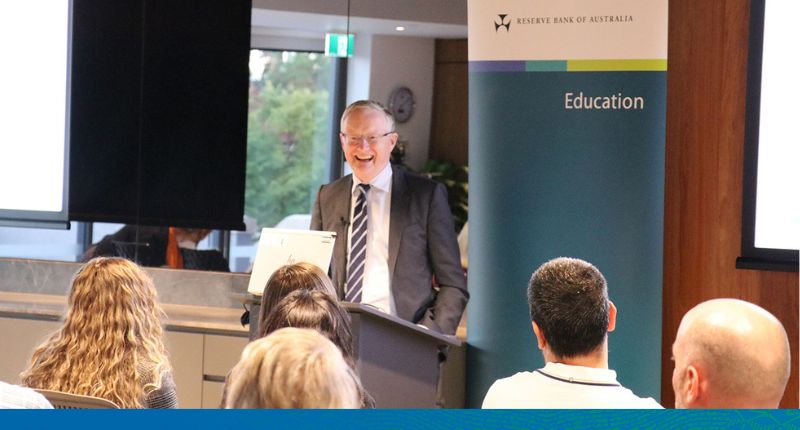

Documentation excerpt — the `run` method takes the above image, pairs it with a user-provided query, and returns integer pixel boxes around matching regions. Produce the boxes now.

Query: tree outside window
[245,49,335,231]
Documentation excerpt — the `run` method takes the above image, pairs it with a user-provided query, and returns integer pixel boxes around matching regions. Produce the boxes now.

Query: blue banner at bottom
[1,409,799,429]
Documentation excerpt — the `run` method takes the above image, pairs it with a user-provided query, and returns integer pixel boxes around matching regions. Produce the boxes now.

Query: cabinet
[0,316,248,409]
[0,317,60,384]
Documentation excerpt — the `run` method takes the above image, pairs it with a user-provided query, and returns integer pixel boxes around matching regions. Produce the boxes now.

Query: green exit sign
[325,33,354,57]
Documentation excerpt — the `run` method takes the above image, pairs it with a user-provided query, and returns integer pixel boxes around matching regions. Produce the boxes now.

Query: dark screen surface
[69,0,251,230]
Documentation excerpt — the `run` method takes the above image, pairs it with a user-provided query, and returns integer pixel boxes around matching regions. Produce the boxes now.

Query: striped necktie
[345,184,370,302]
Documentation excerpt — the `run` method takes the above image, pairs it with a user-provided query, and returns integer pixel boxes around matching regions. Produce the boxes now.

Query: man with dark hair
[482,257,661,408]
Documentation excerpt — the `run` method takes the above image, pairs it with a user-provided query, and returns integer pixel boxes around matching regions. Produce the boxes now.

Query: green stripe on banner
[525,61,567,72]
[567,59,668,71]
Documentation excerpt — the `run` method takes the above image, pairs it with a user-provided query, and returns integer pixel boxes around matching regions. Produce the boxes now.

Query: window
[0,222,82,262]
[0,49,342,273]
[230,49,340,272]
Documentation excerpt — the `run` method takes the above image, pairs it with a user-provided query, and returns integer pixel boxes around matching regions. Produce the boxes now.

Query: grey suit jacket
[310,166,468,334]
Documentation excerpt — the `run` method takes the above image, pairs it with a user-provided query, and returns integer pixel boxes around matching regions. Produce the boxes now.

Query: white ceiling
[251,5,468,40]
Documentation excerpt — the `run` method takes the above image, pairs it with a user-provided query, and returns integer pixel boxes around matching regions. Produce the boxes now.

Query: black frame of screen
[736,0,799,272]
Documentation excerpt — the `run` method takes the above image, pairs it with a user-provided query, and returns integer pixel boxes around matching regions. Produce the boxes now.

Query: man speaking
[311,100,468,335]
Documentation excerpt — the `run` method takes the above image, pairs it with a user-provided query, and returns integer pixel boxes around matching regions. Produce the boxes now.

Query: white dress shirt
[482,362,663,409]
[348,163,394,315]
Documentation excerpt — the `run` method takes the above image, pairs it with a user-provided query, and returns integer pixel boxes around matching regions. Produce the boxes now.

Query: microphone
[340,217,350,227]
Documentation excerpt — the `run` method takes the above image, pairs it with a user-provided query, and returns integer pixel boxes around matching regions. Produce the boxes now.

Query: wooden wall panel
[429,39,468,167]
[662,0,799,408]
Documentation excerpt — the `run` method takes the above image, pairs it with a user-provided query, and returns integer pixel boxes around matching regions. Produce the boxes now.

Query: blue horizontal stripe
[0,409,797,429]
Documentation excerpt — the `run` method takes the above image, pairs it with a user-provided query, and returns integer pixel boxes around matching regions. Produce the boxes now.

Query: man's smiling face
[340,107,397,183]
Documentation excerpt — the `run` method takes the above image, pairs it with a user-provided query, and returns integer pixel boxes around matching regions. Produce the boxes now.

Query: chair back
[180,248,230,272]
[112,241,159,267]
[34,389,120,409]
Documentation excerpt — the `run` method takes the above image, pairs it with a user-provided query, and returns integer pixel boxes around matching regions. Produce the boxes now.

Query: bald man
[671,298,791,408]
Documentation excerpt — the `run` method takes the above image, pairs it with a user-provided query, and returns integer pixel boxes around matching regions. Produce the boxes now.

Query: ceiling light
[395,26,405,32]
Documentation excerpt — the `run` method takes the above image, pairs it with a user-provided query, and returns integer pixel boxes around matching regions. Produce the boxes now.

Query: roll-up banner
[467,1,667,405]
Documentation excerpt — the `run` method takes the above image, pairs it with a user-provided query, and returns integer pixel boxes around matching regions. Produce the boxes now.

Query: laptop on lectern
[246,228,336,296]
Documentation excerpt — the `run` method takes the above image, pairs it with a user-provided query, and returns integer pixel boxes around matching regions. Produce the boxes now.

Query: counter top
[0,291,248,337]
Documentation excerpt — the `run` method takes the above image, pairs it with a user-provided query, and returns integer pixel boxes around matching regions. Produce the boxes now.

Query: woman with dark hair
[261,290,356,367]
[260,289,374,407]
[257,262,336,337]
[223,289,375,408]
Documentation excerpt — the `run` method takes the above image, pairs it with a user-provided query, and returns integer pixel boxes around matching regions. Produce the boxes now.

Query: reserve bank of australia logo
[495,14,511,32]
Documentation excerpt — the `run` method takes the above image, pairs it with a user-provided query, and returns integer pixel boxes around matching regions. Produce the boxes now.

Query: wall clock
[388,86,415,123]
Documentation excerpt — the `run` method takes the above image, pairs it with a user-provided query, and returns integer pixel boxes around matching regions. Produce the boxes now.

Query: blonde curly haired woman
[21,257,177,408]
[224,327,362,409]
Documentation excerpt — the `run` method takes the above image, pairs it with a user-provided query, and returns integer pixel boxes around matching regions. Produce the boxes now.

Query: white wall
[367,35,435,171]
[250,33,322,51]
[346,34,373,103]
[252,0,467,26]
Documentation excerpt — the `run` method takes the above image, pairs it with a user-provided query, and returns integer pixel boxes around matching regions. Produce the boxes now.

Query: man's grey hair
[340,100,395,133]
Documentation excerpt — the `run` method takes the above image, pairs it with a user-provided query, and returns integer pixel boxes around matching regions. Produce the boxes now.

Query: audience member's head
[528,257,617,365]
[257,263,336,336]
[672,298,790,409]
[21,257,171,408]
[225,327,362,409]
[260,289,355,366]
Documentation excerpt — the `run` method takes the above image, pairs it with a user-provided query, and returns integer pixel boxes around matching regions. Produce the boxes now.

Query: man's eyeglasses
[340,131,395,146]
